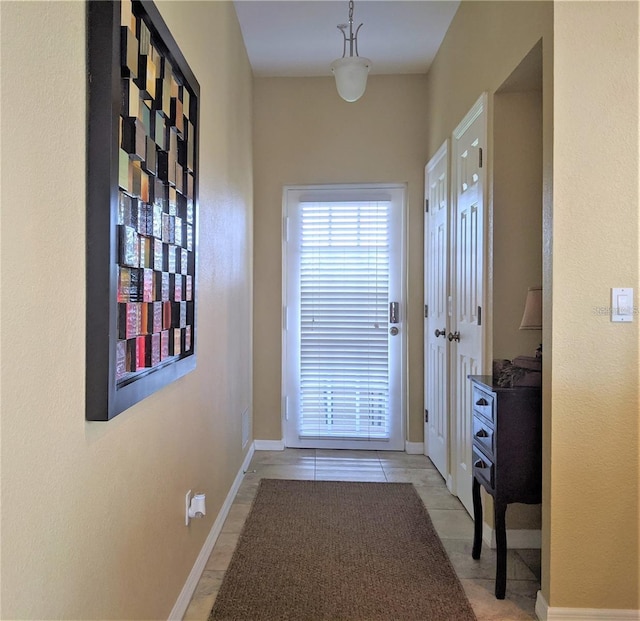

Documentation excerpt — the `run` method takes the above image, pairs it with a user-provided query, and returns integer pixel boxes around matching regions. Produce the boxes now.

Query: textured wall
[491,90,544,532]
[252,74,429,444]
[424,2,553,160]
[0,1,253,619]
[493,90,543,362]
[424,0,552,535]
[551,1,639,609]
[427,0,640,610]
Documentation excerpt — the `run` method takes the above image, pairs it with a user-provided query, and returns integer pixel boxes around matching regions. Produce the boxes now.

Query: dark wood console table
[468,375,542,599]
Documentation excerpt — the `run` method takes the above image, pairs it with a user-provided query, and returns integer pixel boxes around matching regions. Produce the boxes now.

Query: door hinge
[425,198,429,213]
[478,305,482,326]
[478,147,483,169]
[424,304,428,318]
[425,408,429,423]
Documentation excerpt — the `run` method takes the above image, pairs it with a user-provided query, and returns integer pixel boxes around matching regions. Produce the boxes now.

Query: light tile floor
[183,449,541,621]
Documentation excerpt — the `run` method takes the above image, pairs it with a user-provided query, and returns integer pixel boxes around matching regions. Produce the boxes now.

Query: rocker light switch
[611,288,634,322]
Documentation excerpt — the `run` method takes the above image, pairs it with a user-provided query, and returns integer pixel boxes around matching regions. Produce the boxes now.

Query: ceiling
[233,1,460,78]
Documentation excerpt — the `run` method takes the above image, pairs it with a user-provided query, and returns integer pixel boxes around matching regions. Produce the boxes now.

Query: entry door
[451,95,487,515]
[424,141,449,480]
[283,185,406,450]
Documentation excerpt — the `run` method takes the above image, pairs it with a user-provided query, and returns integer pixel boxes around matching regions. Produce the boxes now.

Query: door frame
[281,183,408,451]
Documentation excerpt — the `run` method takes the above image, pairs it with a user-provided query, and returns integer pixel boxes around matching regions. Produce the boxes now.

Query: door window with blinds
[283,185,406,450]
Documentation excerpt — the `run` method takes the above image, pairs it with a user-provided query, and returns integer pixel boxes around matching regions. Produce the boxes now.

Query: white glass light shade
[331,56,371,102]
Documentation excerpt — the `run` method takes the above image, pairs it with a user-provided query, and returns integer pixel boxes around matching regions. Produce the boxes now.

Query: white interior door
[283,185,406,451]
[424,141,449,480]
[451,94,487,515]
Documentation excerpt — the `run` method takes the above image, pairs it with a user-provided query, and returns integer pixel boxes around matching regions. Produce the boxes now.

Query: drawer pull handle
[475,429,489,438]
[474,459,489,469]
[475,398,489,406]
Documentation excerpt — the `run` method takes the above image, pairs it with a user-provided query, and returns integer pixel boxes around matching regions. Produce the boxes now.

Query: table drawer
[472,385,494,423]
[473,447,494,489]
[473,415,494,457]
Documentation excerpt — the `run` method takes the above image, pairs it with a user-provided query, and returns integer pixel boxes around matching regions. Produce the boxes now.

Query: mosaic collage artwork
[115,0,197,383]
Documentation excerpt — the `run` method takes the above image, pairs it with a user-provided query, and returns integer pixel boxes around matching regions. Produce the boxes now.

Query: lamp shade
[519,286,542,330]
[331,56,371,102]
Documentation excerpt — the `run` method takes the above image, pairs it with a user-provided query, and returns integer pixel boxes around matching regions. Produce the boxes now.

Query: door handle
[448,331,460,342]
[389,302,399,324]
[434,328,446,338]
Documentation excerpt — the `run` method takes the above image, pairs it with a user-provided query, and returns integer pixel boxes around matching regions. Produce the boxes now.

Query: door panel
[283,185,406,451]
[424,142,449,479]
[452,95,486,515]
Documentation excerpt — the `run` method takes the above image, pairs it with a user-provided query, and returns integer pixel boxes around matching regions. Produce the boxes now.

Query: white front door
[424,141,450,480]
[283,185,406,451]
[451,95,487,515]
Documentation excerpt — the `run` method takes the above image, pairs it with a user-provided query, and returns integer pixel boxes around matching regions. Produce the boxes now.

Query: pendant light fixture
[330,0,371,102]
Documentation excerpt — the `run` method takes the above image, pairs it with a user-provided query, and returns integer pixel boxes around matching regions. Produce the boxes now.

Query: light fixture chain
[349,0,354,23]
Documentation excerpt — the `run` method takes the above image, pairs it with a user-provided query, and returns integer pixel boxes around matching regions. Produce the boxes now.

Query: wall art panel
[87,0,199,420]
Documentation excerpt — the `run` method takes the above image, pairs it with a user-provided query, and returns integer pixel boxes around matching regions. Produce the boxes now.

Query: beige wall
[253,75,429,443]
[427,0,640,611]
[551,1,639,609]
[425,0,552,539]
[493,90,543,361]
[424,1,553,160]
[2,0,639,617]
[491,88,544,532]
[0,2,253,619]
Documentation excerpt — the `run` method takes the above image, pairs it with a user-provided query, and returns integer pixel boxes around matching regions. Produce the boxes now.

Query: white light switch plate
[611,287,634,322]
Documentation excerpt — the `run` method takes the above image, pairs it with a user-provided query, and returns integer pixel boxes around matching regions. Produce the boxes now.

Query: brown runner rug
[209,479,477,621]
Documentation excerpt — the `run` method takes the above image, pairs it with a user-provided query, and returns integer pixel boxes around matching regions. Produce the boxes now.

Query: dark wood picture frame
[87,0,199,421]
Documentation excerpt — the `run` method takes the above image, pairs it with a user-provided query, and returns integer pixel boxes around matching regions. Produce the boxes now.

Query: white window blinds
[298,201,390,440]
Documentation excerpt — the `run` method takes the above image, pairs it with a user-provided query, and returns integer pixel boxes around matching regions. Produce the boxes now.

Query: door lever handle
[435,329,446,338]
[448,331,460,342]
[389,302,399,324]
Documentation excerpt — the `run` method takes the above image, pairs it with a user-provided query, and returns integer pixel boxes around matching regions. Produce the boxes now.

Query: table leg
[494,499,508,599]
[472,476,483,560]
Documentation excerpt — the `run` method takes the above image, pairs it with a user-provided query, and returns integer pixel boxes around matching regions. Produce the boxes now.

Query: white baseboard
[405,441,424,454]
[255,440,423,453]
[536,591,640,620]
[168,443,256,621]
[482,522,541,549]
[536,592,547,620]
[254,439,285,451]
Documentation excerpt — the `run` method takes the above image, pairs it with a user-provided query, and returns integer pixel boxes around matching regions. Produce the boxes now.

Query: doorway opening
[490,39,544,539]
